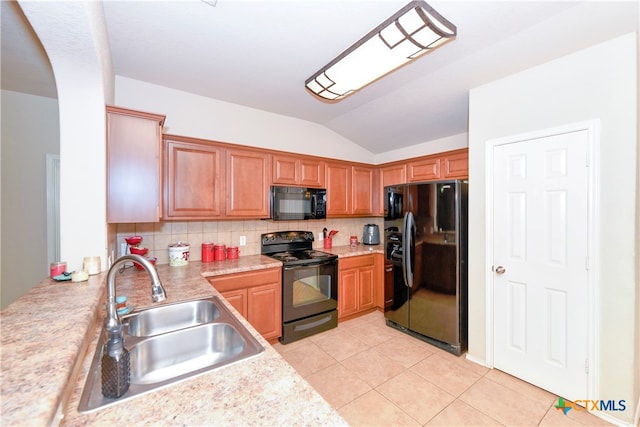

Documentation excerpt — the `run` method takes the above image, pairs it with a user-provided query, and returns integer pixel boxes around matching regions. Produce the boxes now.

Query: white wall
[19,1,113,273]
[373,132,467,164]
[0,90,59,308]
[115,77,375,164]
[468,33,638,423]
[115,77,467,165]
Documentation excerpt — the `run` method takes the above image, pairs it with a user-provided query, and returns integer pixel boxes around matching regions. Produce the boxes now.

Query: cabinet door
[408,156,440,182]
[352,166,374,215]
[247,283,282,341]
[165,138,224,218]
[226,148,270,217]
[440,149,469,179]
[381,164,406,187]
[299,158,325,188]
[272,154,298,185]
[338,268,359,319]
[221,289,248,318]
[357,265,375,311]
[107,106,165,223]
[326,162,351,216]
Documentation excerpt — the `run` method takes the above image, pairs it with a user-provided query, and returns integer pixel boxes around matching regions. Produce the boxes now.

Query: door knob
[495,266,506,275]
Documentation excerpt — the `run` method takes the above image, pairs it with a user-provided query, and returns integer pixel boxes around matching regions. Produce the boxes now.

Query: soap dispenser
[101,325,130,398]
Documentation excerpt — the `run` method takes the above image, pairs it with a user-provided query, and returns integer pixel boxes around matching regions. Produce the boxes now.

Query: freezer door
[384,263,409,328]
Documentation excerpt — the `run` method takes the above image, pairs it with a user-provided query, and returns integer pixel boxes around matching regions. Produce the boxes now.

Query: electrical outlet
[239,235,247,246]
[318,232,324,241]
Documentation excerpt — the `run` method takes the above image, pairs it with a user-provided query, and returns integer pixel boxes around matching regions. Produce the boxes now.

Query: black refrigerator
[383,180,468,355]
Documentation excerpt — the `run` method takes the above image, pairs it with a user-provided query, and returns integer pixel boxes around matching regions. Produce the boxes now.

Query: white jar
[168,242,190,267]
[83,256,101,275]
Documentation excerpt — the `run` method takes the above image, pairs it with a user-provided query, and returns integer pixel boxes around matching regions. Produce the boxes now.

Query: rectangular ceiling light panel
[305,1,456,102]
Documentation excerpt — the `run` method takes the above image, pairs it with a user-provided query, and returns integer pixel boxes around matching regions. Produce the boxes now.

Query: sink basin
[126,299,221,337]
[130,323,245,385]
[78,296,264,413]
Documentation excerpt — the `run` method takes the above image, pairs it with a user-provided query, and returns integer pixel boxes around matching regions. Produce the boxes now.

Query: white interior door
[492,129,589,401]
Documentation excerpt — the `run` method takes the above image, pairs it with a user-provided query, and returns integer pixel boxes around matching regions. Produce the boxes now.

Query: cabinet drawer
[208,267,281,292]
[339,254,375,270]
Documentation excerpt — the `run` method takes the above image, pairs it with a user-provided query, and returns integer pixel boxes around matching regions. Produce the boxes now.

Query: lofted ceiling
[2,0,638,154]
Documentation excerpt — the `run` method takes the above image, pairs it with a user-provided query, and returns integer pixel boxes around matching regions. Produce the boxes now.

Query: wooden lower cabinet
[338,254,378,319]
[208,267,281,341]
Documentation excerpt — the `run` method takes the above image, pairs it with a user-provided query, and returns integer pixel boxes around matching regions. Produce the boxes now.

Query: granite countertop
[328,243,384,258]
[0,254,349,426]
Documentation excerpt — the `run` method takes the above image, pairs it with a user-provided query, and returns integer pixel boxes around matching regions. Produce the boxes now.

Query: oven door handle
[283,260,337,270]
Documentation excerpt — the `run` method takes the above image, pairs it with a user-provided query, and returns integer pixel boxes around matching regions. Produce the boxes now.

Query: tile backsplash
[115,218,384,265]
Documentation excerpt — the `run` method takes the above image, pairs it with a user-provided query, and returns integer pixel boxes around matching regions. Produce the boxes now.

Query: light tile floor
[272,311,612,426]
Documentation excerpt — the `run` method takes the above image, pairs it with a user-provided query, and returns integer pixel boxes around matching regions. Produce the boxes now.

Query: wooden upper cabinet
[326,162,377,216]
[164,136,224,219]
[272,154,325,187]
[405,149,468,183]
[407,155,440,182]
[440,149,469,179]
[272,155,297,185]
[106,106,165,223]
[325,162,351,216]
[352,165,375,215]
[381,164,407,187]
[226,148,271,217]
[299,158,325,187]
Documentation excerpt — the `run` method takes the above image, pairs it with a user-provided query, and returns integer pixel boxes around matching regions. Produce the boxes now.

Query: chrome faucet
[105,254,167,331]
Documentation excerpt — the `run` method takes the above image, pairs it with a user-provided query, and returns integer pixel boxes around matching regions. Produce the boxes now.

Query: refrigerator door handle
[402,211,415,288]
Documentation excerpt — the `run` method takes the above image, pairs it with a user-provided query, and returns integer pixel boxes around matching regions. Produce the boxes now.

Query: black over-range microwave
[270,186,326,221]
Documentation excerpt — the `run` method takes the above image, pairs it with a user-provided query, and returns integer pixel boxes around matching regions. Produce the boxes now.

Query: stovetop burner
[271,252,300,262]
[262,231,337,266]
[270,250,336,263]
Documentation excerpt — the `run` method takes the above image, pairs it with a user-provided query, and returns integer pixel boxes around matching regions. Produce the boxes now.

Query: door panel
[493,129,589,401]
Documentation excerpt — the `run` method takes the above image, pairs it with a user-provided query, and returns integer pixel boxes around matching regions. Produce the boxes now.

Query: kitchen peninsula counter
[1,255,346,426]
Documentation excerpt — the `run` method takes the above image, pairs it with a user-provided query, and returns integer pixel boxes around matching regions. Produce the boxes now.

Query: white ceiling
[2,1,638,154]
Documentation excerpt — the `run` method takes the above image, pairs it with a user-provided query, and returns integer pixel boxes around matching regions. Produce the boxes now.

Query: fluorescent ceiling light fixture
[305,0,456,102]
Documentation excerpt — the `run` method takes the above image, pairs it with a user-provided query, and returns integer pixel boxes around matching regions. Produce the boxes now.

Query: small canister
[201,242,214,263]
[350,235,358,247]
[83,256,101,275]
[227,246,239,260]
[214,244,226,261]
[50,261,67,278]
[168,242,190,267]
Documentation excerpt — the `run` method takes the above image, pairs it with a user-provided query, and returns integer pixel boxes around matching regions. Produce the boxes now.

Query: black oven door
[282,260,337,323]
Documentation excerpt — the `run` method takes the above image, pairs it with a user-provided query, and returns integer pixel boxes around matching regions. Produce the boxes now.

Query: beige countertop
[326,243,384,258]
[1,253,352,426]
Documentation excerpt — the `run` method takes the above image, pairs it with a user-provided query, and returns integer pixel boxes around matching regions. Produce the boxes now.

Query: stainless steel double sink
[78,296,264,413]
